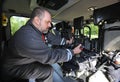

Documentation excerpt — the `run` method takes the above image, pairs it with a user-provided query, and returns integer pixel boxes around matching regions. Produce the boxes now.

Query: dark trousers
[2,62,53,82]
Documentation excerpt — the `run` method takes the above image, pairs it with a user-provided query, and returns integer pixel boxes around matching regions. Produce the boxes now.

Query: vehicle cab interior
[0,0,120,82]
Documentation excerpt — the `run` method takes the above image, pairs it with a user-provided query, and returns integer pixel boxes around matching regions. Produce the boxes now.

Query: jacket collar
[27,19,42,36]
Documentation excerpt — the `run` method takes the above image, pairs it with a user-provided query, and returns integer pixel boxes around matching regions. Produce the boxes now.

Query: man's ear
[34,16,41,25]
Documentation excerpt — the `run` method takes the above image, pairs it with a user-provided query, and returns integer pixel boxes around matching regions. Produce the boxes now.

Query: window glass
[10,16,57,35]
[81,23,98,39]
[10,16,29,35]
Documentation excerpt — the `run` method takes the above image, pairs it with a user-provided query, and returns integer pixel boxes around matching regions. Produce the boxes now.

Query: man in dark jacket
[1,7,82,82]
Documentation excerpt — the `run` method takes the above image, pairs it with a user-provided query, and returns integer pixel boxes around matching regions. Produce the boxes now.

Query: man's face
[39,11,52,33]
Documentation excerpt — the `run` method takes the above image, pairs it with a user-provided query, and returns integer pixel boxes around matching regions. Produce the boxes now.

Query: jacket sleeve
[47,30,63,45]
[14,27,74,64]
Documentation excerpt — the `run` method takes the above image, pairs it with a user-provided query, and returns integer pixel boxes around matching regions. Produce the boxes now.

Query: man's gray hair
[31,7,48,20]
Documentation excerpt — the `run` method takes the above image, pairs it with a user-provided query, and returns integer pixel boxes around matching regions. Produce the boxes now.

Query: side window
[10,16,29,35]
[81,23,98,39]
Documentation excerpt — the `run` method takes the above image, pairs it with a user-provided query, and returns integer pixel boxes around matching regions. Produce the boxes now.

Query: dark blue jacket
[1,20,74,79]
